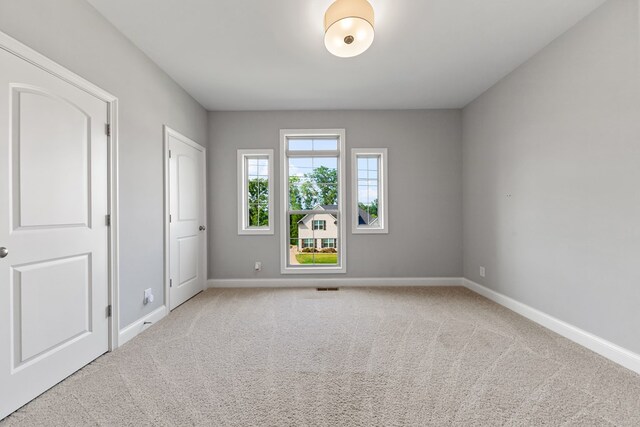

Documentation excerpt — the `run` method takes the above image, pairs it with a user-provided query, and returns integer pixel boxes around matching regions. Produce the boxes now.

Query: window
[321,238,336,248]
[313,220,326,230]
[352,148,388,234]
[237,149,274,235]
[280,129,346,273]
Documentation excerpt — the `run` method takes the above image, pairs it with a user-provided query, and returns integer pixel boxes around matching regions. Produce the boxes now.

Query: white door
[0,48,110,419]
[167,128,206,310]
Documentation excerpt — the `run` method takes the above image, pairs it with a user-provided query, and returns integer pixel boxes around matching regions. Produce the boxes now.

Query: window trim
[280,129,346,274]
[351,148,388,234]
[237,149,274,235]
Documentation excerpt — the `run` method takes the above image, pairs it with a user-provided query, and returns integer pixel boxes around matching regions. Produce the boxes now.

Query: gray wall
[463,0,640,353]
[0,0,208,328]
[209,110,462,279]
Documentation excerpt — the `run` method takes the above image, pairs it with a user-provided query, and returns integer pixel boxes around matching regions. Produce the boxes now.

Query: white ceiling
[87,0,606,111]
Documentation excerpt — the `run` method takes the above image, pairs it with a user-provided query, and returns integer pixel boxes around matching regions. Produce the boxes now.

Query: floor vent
[316,287,339,291]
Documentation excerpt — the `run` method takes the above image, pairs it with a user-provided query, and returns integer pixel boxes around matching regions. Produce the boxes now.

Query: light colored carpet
[2,287,640,426]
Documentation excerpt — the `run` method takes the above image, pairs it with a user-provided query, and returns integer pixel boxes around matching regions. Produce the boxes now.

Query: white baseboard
[118,305,168,347]
[207,277,463,289]
[462,279,640,375]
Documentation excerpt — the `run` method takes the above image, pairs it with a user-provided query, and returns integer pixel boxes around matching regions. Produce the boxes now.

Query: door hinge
[106,305,112,317]
[106,123,111,137]
[169,214,172,223]
[105,214,111,226]
[168,150,172,158]
[170,279,173,288]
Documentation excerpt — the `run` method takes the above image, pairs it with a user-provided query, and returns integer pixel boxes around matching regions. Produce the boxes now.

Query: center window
[280,129,346,274]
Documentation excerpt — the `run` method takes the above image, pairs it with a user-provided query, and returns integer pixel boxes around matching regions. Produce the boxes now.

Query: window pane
[248,178,268,205]
[313,156,337,169]
[367,156,378,172]
[258,204,269,227]
[289,179,317,210]
[248,204,259,227]
[248,203,269,228]
[288,138,338,151]
[356,155,380,227]
[288,157,338,210]
[289,157,313,178]
[247,158,259,177]
[315,183,336,206]
[258,179,268,199]
[313,139,338,151]
[248,178,259,202]
[289,157,337,179]
[288,139,313,151]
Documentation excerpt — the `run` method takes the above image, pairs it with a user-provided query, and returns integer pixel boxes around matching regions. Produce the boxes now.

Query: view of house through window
[285,135,343,269]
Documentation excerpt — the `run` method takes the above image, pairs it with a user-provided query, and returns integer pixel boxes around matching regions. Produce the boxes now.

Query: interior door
[168,129,206,310]
[0,48,110,419]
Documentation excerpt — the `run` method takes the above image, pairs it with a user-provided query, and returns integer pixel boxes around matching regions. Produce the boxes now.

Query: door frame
[163,125,207,311]
[0,31,121,350]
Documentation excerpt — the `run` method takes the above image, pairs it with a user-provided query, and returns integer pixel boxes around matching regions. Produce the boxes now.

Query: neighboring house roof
[297,205,337,223]
[297,204,376,225]
[358,207,377,226]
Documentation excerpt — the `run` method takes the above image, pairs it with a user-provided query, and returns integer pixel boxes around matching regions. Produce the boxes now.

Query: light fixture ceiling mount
[324,0,375,58]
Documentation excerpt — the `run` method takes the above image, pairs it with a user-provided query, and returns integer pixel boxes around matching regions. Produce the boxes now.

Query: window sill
[281,266,347,275]
[238,228,274,236]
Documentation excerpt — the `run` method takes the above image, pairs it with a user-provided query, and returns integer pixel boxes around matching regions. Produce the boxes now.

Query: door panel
[0,46,110,419]
[177,155,198,221]
[168,130,206,310]
[15,254,91,363]
[178,236,198,285]
[12,87,89,229]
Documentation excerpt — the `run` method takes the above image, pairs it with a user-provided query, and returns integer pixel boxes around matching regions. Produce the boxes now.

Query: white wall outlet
[254,261,262,271]
[479,266,486,278]
[144,288,154,305]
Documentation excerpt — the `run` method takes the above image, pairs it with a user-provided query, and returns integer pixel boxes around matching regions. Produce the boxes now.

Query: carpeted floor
[2,287,640,426]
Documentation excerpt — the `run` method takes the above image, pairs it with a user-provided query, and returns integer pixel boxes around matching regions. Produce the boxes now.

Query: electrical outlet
[254,261,262,272]
[479,266,486,278]
[144,288,154,305]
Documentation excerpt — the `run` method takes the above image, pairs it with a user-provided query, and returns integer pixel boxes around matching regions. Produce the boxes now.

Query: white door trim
[163,125,207,311]
[0,31,120,350]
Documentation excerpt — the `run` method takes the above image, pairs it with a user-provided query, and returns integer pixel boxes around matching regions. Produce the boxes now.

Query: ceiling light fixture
[324,0,375,58]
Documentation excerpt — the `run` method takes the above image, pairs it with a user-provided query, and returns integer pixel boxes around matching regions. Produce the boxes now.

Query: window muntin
[352,148,388,234]
[237,149,274,235]
[281,130,346,273]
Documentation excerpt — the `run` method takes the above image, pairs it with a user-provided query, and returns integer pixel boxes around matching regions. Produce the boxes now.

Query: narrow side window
[237,149,274,235]
[351,148,388,234]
